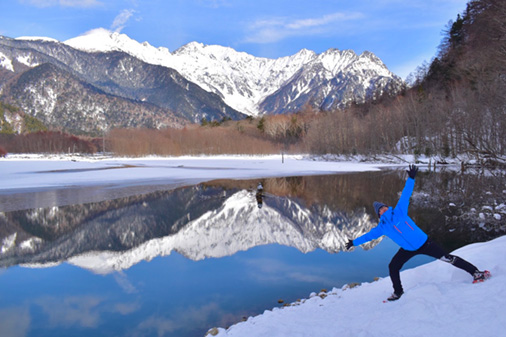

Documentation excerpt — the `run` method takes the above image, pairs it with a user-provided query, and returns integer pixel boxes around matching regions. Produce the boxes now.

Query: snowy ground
[0,152,498,194]
[0,154,401,193]
[210,235,506,337]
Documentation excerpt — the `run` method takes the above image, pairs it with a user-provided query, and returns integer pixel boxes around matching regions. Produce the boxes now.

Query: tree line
[0,0,504,165]
[0,131,97,154]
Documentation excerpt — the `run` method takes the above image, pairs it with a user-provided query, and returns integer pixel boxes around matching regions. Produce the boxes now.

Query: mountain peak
[359,50,381,63]
[295,48,316,56]
[173,41,206,55]
[64,28,135,53]
[173,42,244,60]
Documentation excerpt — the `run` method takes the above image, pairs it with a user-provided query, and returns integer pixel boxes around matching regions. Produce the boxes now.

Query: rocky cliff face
[1,62,187,133]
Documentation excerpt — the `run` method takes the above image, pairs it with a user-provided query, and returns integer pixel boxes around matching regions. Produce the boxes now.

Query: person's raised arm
[395,165,418,214]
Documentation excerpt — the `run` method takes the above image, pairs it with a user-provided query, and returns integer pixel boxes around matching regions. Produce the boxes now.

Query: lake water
[0,170,503,337]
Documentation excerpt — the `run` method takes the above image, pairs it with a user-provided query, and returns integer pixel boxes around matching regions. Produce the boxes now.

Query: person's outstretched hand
[346,239,354,250]
[407,164,418,179]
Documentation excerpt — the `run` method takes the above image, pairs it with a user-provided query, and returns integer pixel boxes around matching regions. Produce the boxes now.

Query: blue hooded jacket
[352,177,428,251]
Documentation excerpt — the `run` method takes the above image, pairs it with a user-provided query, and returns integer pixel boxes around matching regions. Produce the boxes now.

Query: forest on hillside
[0,0,504,166]
[304,0,505,164]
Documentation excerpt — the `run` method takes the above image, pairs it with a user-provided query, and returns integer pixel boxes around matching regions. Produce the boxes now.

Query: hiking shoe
[387,291,403,301]
[473,270,491,283]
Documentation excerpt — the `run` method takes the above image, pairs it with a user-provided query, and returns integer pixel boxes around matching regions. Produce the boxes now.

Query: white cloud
[34,296,103,328]
[242,257,336,284]
[135,303,223,336]
[0,307,31,337]
[137,316,178,336]
[244,11,364,44]
[286,12,360,30]
[113,270,138,294]
[111,9,136,33]
[113,302,141,315]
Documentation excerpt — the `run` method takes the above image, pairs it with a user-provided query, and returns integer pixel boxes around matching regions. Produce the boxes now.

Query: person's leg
[419,239,478,275]
[389,248,417,295]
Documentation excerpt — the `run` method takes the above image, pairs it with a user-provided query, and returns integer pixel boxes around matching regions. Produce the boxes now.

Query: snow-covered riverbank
[210,235,506,337]
[0,154,398,192]
[2,152,502,194]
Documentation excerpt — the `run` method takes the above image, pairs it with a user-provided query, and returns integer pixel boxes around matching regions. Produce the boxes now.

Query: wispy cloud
[34,296,103,328]
[21,0,103,8]
[113,302,141,315]
[287,12,358,30]
[244,11,364,44]
[0,307,31,337]
[242,257,336,284]
[111,9,136,33]
[135,303,223,336]
[113,271,138,293]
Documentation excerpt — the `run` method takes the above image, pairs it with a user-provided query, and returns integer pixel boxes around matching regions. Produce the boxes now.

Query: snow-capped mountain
[0,29,404,132]
[64,29,404,115]
[68,190,379,274]
[0,35,244,131]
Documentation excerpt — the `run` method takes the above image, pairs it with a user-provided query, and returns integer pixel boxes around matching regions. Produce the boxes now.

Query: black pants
[389,238,478,295]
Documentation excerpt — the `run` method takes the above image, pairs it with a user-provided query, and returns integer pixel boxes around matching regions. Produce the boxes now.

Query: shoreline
[2,153,499,212]
[0,153,397,194]
[209,235,506,337]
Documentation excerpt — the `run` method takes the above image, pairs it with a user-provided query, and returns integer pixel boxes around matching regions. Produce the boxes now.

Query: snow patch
[16,54,40,67]
[20,237,42,251]
[16,36,59,43]
[213,235,506,336]
[1,233,17,254]
[0,155,390,192]
[0,51,14,71]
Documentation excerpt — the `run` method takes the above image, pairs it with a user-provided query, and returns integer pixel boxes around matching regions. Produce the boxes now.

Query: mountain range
[0,29,404,134]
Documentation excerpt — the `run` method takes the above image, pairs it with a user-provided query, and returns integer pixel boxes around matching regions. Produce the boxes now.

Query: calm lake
[0,170,503,337]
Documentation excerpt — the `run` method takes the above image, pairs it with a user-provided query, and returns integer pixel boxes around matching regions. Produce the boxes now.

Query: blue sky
[0,0,469,79]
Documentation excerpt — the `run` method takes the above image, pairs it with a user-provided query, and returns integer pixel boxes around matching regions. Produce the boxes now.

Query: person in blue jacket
[346,165,490,301]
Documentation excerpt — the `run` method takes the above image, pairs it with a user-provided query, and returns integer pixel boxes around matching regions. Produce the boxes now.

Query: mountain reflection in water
[0,171,504,337]
[1,173,398,271]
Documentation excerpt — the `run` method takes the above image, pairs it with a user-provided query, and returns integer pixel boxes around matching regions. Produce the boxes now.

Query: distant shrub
[0,131,97,154]
[0,145,7,157]
[0,121,15,134]
[0,102,18,135]
[23,114,48,133]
